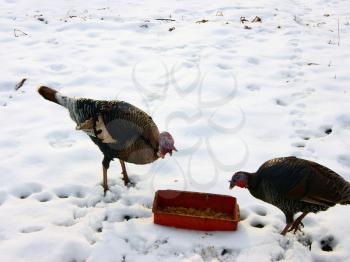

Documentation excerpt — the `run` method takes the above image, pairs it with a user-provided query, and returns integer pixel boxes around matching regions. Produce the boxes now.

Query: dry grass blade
[15,78,27,90]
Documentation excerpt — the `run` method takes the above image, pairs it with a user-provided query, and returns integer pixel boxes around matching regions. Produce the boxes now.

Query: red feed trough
[152,190,240,231]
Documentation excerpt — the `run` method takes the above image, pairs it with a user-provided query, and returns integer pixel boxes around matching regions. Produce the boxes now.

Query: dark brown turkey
[38,86,177,193]
[229,157,350,235]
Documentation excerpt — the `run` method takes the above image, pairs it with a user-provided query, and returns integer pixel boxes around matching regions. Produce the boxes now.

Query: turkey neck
[246,172,263,196]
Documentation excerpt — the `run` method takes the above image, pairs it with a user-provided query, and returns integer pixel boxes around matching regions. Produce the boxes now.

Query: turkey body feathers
[256,157,350,205]
[38,86,160,165]
[248,157,350,222]
[74,98,160,164]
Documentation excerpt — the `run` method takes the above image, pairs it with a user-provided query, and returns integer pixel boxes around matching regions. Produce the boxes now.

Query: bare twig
[15,78,27,90]
[196,19,208,24]
[155,18,175,22]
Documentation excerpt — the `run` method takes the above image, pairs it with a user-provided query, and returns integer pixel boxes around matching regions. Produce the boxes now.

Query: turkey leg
[119,160,131,186]
[281,223,293,235]
[102,156,111,194]
[102,166,108,194]
[288,212,308,233]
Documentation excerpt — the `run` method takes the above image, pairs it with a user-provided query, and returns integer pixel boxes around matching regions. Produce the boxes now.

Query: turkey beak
[169,146,177,156]
[229,180,235,190]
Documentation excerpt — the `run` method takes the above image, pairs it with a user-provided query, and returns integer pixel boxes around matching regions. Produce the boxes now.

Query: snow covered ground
[0,0,350,261]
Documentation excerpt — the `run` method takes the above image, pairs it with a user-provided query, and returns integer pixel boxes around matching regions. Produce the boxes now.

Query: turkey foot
[120,160,135,187]
[122,174,135,187]
[288,221,304,234]
[288,212,308,234]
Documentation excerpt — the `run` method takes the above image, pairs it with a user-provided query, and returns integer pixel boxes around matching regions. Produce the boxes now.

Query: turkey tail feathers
[38,86,59,104]
[38,86,75,109]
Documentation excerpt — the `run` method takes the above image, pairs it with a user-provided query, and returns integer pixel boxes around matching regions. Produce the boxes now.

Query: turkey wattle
[38,86,177,193]
[229,157,350,235]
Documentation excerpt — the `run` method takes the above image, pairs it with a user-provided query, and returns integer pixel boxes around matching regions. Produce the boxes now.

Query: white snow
[0,0,350,261]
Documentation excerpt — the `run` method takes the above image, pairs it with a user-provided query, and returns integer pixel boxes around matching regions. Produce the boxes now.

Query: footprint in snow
[289,109,304,117]
[32,191,53,202]
[251,205,268,216]
[11,183,42,199]
[20,225,45,233]
[250,217,267,229]
[49,64,66,72]
[46,130,76,148]
[297,233,313,250]
[247,57,259,65]
[291,142,306,148]
[320,235,337,252]
[105,206,152,222]
[53,185,88,199]
[246,84,260,91]
[52,217,76,227]
[294,125,333,140]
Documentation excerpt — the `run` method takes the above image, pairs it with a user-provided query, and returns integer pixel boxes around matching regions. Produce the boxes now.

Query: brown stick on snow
[155,18,175,22]
[15,78,27,90]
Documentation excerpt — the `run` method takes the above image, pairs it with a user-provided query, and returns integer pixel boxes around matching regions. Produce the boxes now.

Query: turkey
[229,157,350,235]
[38,86,177,193]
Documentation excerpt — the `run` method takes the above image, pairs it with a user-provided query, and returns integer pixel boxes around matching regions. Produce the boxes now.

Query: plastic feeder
[152,190,239,231]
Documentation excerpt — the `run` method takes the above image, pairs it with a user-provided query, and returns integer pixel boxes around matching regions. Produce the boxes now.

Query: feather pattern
[246,157,350,223]
[39,87,160,165]
[71,98,160,164]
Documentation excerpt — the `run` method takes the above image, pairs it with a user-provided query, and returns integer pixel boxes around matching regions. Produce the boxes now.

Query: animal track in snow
[297,234,313,250]
[52,217,76,227]
[11,183,42,199]
[291,142,306,148]
[320,125,332,135]
[251,205,267,216]
[320,235,337,252]
[289,109,304,117]
[53,185,87,199]
[105,205,152,223]
[32,192,53,202]
[49,64,66,72]
[20,225,45,233]
[247,57,259,65]
[250,217,266,229]
[246,84,260,91]
[72,208,88,220]
[46,130,76,148]
[294,125,333,140]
